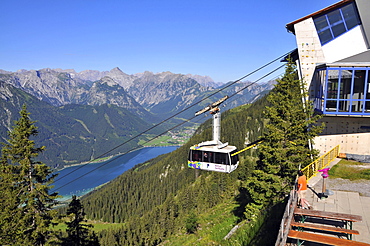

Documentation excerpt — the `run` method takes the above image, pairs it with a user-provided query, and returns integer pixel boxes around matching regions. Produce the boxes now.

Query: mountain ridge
[0,67,274,121]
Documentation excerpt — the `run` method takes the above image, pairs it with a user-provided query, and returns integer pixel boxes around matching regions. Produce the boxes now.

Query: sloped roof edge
[286,0,354,34]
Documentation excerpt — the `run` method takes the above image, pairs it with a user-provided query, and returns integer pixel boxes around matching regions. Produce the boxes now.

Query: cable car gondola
[188,96,239,173]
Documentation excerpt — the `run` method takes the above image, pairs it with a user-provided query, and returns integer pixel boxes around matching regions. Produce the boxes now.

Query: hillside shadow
[232,186,251,222]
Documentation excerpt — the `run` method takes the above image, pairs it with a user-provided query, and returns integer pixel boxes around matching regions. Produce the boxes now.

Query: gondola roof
[190,144,237,153]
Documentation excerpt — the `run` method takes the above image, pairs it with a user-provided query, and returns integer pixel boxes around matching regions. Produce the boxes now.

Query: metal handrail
[301,145,340,181]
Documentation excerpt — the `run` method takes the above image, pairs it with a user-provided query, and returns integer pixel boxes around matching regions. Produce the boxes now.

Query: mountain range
[0,67,274,167]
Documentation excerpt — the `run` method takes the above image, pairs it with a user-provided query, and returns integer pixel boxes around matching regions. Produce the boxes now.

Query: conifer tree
[63,195,99,246]
[0,104,59,245]
[0,151,23,244]
[244,60,323,219]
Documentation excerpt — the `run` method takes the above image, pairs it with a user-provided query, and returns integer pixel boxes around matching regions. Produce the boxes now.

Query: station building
[286,0,370,161]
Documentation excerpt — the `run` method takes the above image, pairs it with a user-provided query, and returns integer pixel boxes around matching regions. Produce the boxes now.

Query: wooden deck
[288,230,370,246]
[287,158,370,245]
[290,221,359,236]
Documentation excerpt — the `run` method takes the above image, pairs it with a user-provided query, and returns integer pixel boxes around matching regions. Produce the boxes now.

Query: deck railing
[301,145,340,181]
[274,145,340,246]
[274,187,298,246]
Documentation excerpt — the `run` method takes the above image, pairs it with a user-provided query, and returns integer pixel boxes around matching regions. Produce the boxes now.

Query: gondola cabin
[188,144,239,173]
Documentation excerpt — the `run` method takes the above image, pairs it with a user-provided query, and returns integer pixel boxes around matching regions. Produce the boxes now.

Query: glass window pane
[319,70,326,98]
[353,70,366,99]
[318,29,334,44]
[365,101,370,112]
[327,10,346,37]
[230,150,239,165]
[339,70,353,99]
[313,70,325,98]
[331,22,346,37]
[342,3,360,30]
[339,101,350,112]
[327,70,339,99]
[366,70,370,99]
[191,150,202,162]
[215,152,228,164]
[351,100,362,112]
[202,151,214,162]
[314,15,329,31]
[325,100,337,111]
[314,16,333,44]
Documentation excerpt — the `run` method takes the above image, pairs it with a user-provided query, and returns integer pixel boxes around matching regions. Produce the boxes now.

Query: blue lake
[51,146,179,200]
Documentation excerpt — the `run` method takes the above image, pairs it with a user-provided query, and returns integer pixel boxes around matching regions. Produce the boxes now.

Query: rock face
[185,74,222,88]
[84,77,150,117]
[0,68,86,106]
[126,71,211,115]
[0,68,150,117]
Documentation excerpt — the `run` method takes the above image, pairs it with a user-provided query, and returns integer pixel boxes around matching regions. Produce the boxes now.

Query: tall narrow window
[326,70,339,111]
[339,70,352,100]
[353,70,366,99]
[366,71,370,112]
[327,70,339,99]
[339,70,352,112]
[352,70,366,112]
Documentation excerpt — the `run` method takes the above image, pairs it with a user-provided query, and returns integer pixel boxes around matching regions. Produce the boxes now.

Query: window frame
[313,2,361,45]
[315,67,370,115]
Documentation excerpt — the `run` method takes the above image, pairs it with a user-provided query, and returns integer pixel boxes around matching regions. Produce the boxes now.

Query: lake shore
[53,146,179,200]
[58,145,181,171]
[57,146,149,171]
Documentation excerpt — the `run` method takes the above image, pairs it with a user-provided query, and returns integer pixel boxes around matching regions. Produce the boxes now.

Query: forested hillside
[75,61,322,245]
[78,96,269,245]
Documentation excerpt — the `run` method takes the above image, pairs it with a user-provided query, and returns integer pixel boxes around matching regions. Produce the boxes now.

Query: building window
[315,67,370,115]
[314,3,361,45]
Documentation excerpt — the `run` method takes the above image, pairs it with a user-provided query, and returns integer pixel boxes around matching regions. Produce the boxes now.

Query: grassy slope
[52,221,124,233]
[329,159,370,180]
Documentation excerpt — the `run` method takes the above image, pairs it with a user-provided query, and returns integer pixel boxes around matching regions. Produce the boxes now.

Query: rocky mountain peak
[98,76,119,87]
[104,67,136,89]
[185,74,220,88]
[110,67,123,73]
[15,69,27,74]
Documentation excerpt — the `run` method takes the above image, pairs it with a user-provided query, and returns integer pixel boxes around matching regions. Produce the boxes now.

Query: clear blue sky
[1,0,339,82]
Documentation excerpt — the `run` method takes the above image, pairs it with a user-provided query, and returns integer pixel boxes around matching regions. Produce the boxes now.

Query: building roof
[338,50,370,63]
[286,0,354,34]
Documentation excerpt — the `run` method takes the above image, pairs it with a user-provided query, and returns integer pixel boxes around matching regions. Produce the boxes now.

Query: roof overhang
[316,62,370,69]
[326,62,370,67]
[286,0,354,34]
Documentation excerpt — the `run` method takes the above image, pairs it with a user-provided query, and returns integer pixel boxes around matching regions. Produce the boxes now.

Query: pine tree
[244,60,323,219]
[63,195,99,246]
[185,212,198,234]
[0,104,60,245]
[0,151,23,244]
